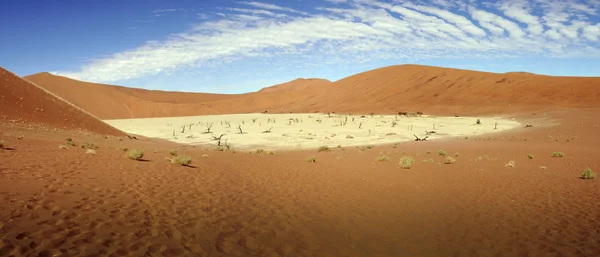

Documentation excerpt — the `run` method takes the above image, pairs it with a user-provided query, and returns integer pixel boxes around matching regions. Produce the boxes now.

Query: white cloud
[55,0,600,83]
[583,24,600,41]
[237,1,307,15]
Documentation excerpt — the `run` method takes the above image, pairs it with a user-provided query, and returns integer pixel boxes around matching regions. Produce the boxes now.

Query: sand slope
[0,67,122,135]
[25,65,600,119]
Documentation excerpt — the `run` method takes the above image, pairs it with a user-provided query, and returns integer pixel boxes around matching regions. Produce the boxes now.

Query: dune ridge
[0,66,122,135]
[25,64,600,120]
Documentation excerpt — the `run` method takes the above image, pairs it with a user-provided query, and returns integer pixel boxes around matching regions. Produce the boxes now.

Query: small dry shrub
[551,152,564,157]
[0,140,5,149]
[439,150,447,156]
[318,146,330,152]
[444,156,456,164]
[127,149,144,161]
[306,156,317,163]
[376,156,390,162]
[169,150,178,156]
[505,160,516,168]
[581,168,596,179]
[85,149,96,155]
[528,154,534,159]
[399,156,415,169]
[170,155,192,166]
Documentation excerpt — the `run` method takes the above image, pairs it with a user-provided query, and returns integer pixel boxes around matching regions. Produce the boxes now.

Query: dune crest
[0,66,122,135]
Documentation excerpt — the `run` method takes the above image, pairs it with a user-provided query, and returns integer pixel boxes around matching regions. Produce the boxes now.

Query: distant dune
[0,67,122,135]
[24,64,600,119]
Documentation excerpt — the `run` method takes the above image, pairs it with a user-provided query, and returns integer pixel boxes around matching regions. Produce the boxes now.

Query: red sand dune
[25,64,600,119]
[0,67,122,135]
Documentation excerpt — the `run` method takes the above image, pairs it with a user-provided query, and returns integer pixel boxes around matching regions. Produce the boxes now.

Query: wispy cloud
[55,0,600,83]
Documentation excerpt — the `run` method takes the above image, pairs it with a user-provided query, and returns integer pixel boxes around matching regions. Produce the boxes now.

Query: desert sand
[104,113,522,150]
[1,64,599,257]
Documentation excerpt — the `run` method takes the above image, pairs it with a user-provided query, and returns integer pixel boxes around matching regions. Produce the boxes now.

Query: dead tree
[392,121,397,127]
[327,112,332,118]
[237,124,244,134]
[212,134,226,146]
[252,118,257,123]
[263,127,273,133]
[224,121,231,128]
[204,123,213,134]
[476,119,481,125]
[414,134,429,141]
[180,125,186,133]
[224,140,231,150]
[425,130,436,135]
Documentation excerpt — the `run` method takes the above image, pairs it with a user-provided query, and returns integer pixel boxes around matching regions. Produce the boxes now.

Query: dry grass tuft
[444,156,456,164]
[399,156,415,169]
[127,149,144,161]
[505,160,516,168]
[375,155,390,162]
[169,155,192,166]
[318,146,331,152]
[581,168,596,179]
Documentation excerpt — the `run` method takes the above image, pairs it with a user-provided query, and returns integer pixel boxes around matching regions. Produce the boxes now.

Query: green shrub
[444,156,456,164]
[169,150,178,156]
[581,168,596,179]
[399,156,415,169]
[127,149,144,161]
[551,152,565,157]
[170,155,192,166]
[439,150,447,156]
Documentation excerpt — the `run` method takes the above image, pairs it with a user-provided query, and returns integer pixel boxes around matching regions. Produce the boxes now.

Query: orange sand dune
[25,65,600,119]
[0,67,122,135]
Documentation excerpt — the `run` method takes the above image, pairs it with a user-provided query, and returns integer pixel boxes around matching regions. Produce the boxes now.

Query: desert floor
[103,113,522,151]
[0,108,599,257]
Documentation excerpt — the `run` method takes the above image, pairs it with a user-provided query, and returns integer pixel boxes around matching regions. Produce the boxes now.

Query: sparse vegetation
[454,152,459,157]
[169,150,178,156]
[399,156,415,169]
[127,149,144,161]
[444,156,456,164]
[376,155,390,162]
[439,150,447,156]
[169,155,192,166]
[256,149,265,154]
[552,152,565,157]
[580,168,595,179]
[528,154,534,159]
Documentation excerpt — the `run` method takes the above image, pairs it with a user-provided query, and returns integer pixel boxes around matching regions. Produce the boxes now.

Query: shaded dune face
[25,64,600,120]
[0,67,122,136]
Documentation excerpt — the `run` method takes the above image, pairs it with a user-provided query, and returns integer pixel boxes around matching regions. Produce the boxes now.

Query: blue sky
[1,0,599,94]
